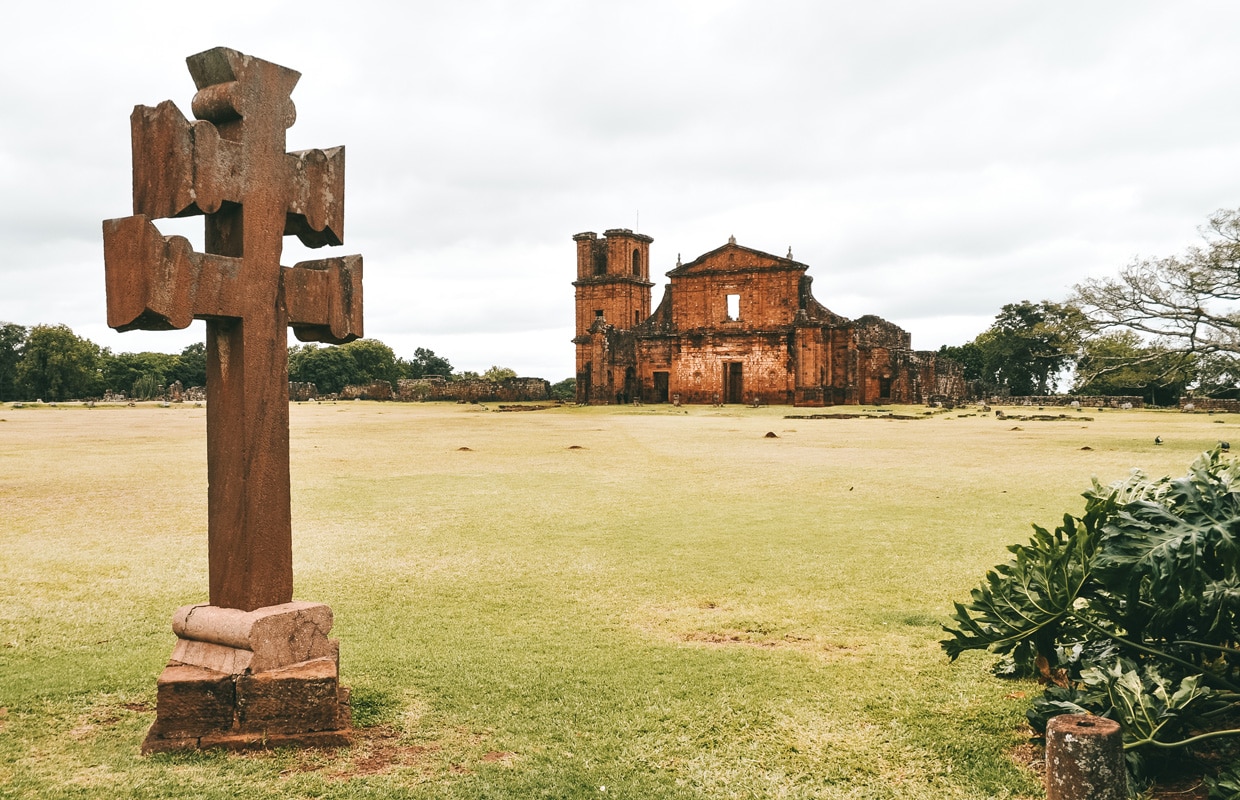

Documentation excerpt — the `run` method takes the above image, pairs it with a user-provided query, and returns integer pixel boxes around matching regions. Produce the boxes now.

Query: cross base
[141,602,351,754]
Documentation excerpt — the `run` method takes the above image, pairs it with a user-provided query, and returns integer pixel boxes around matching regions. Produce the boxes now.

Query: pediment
[666,242,805,277]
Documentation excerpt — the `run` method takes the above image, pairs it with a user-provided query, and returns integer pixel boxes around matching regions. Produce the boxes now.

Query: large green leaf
[941,514,1095,662]
[1091,450,1240,649]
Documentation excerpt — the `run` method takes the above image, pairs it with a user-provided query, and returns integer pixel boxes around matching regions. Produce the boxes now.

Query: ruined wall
[340,381,394,400]
[997,395,1145,408]
[395,376,550,403]
[921,353,965,401]
[289,382,317,401]
[1179,397,1239,412]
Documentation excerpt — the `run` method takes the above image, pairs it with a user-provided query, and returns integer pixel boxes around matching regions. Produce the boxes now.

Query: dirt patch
[68,700,150,739]
[784,413,930,421]
[682,631,781,648]
[633,602,862,658]
[996,413,1094,422]
[1009,740,1044,782]
[278,725,441,780]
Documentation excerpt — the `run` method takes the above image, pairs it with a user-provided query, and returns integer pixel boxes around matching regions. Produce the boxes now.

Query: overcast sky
[3,1,1240,381]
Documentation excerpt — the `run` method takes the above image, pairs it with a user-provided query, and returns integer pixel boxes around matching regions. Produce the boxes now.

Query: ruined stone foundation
[142,601,351,753]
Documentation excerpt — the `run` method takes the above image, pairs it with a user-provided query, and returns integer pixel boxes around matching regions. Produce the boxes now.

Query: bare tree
[1071,209,1240,394]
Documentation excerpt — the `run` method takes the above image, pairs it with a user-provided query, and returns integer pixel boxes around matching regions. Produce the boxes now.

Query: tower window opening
[595,309,604,319]
[632,249,641,276]
[726,293,740,320]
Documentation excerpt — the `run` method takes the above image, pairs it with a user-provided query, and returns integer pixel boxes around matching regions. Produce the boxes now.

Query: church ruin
[573,228,963,406]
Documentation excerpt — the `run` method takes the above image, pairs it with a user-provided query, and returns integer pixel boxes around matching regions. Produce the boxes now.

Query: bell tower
[572,228,653,403]
[572,228,653,335]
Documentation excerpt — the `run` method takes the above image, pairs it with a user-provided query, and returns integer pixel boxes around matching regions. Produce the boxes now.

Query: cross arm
[285,256,363,344]
[131,100,242,220]
[285,147,346,248]
[103,215,245,331]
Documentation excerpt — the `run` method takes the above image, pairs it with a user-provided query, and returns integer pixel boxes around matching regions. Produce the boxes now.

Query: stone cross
[103,47,362,612]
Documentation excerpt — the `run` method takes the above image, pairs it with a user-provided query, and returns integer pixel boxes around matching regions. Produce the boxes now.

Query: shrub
[942,448,1240,792]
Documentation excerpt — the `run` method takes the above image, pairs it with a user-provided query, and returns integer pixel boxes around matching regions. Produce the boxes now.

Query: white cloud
[5,1,1240,381]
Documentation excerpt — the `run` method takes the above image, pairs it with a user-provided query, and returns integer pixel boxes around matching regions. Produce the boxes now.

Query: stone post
[1045,715,1127,800]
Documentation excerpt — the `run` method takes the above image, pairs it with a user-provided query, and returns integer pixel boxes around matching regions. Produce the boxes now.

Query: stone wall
[340,381,394,401]
[993,395,1145,408]
[286,377,550,403]
[290,382,317,402]
[395,376,550,403]
[1179,398,1240,412]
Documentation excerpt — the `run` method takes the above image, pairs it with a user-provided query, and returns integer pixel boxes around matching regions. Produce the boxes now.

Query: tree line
[0,326,565,402]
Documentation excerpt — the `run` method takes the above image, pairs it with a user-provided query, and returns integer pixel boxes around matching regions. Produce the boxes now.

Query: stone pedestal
[1045,715,1127,800]
[142,602,351,754]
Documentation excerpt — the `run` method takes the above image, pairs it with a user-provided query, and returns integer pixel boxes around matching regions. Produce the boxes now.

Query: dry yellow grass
[0,400,1229,798]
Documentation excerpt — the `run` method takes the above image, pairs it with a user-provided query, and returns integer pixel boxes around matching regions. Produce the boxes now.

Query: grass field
[0,400,1230,799]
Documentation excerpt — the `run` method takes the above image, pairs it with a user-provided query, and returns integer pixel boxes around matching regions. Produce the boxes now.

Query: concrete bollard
[1045,715,1127,800]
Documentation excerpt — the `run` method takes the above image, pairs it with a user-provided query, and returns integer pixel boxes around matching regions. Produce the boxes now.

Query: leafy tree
[340,338,400,385]
[943,450,1240,791]
[288,343,317,383]
[968,301,1083,395]
[549,377,576,401]
[0,322,27,401]
[289,345,362,395]
[101,351,178,396]
[1073,331,1192,405]
[168,342,207,388]
[16,324,103,401]
[936,341,986,384]
[482,365,518,383]
[454,370,482,381]
[400,347,453,379]
[1072,208,1240,396]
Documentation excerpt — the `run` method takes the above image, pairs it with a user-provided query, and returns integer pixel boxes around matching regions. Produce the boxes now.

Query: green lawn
[0,400,1227,798]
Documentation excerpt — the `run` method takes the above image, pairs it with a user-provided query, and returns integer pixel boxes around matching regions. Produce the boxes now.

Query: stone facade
[573,229,963,406]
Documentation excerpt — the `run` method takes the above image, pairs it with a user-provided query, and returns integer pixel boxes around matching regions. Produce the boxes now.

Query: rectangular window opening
[726,293,740,320]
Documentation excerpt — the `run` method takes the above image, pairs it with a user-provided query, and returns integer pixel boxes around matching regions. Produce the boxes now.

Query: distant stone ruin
[1180,398,1240,413]
[340,381,394,401]
[287,376,551,403]
[992,395,1144,408]
[397,376,550,403]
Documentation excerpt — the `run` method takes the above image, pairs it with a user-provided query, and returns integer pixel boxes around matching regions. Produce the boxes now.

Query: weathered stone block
[146,664,235,741]
[236,657,342,735]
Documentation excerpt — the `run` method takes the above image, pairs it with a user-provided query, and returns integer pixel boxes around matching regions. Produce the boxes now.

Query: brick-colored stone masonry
[573,229,963,406]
